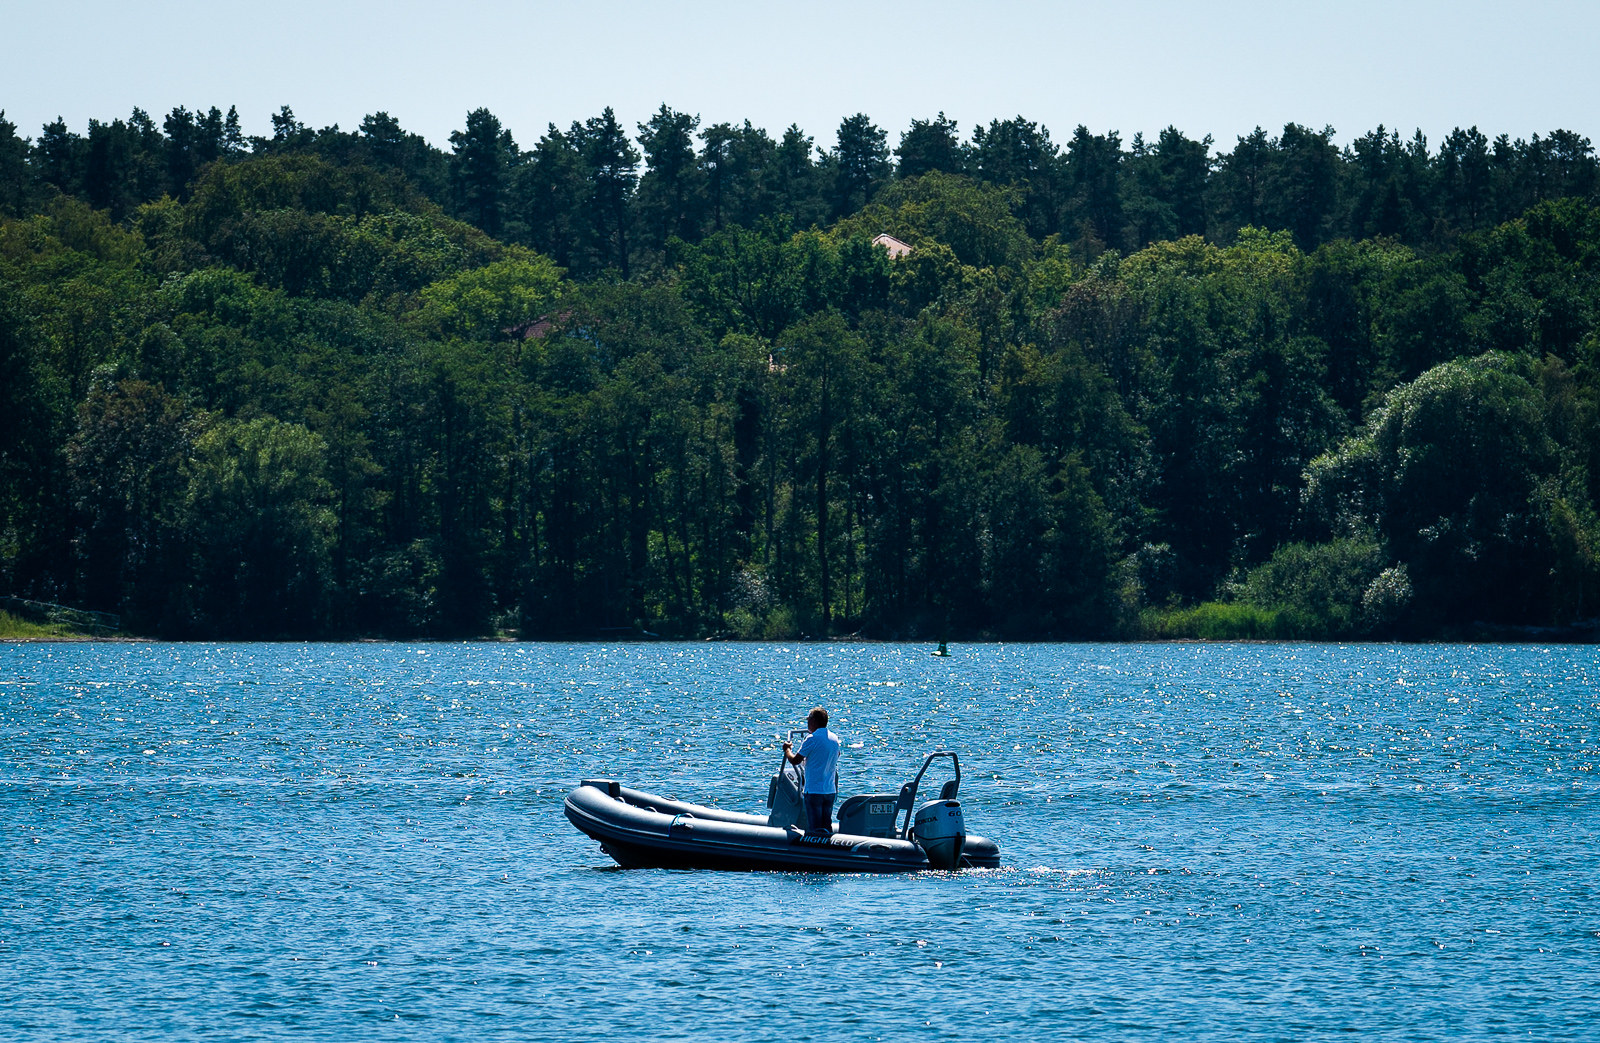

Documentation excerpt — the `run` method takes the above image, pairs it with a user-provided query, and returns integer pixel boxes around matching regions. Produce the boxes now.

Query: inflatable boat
[564,741,1001,873]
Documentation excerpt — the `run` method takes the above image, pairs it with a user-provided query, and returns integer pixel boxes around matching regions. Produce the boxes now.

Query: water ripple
[3,641,1597,1042]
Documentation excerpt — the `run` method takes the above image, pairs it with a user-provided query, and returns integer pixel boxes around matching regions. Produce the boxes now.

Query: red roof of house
[871,233,913,259]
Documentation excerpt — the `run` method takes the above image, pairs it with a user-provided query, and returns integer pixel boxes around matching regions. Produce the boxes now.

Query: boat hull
[564,779,1000,873]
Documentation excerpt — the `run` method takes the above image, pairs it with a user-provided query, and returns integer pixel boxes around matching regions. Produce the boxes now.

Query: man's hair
[809,706,829,726]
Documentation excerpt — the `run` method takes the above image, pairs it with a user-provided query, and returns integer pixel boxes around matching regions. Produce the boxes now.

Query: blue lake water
[2,641,1597,1042]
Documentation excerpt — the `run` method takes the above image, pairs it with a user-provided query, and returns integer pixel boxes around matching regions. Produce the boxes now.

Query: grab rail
[894,750,961,839]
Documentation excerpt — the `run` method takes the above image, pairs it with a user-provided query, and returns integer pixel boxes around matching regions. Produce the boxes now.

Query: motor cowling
[913,799,966,870]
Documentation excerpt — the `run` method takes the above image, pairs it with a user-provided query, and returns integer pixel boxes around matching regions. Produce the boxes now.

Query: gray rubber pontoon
[564,741,1002,873]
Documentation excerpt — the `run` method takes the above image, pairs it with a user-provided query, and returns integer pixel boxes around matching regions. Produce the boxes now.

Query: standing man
[783,707,840,836]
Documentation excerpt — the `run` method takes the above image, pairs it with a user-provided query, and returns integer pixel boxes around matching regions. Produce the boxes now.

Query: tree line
[9,106,1600,272]
[1,103,1598,640]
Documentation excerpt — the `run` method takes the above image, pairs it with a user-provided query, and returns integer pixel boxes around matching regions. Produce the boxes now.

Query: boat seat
[836,793,901,838]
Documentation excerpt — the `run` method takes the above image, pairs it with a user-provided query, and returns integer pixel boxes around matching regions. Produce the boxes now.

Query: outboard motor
[912,799,966,870]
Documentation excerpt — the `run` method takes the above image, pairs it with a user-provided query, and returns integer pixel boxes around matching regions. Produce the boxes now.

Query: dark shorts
[804,792,835,835]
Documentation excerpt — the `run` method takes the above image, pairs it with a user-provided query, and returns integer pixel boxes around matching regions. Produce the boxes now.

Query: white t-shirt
[797,726,840,795]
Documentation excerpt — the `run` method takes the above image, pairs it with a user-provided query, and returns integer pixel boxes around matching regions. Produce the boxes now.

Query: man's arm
[782,739,805,766]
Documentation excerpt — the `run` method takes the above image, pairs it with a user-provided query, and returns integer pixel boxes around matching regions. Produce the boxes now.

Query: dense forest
[2,102,1598,640]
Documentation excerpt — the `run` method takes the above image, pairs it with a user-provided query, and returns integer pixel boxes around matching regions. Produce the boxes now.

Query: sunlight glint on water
[3,641,1596,1042]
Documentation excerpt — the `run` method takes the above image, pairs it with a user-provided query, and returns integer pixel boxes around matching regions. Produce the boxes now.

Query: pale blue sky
[7,0,1599,155]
